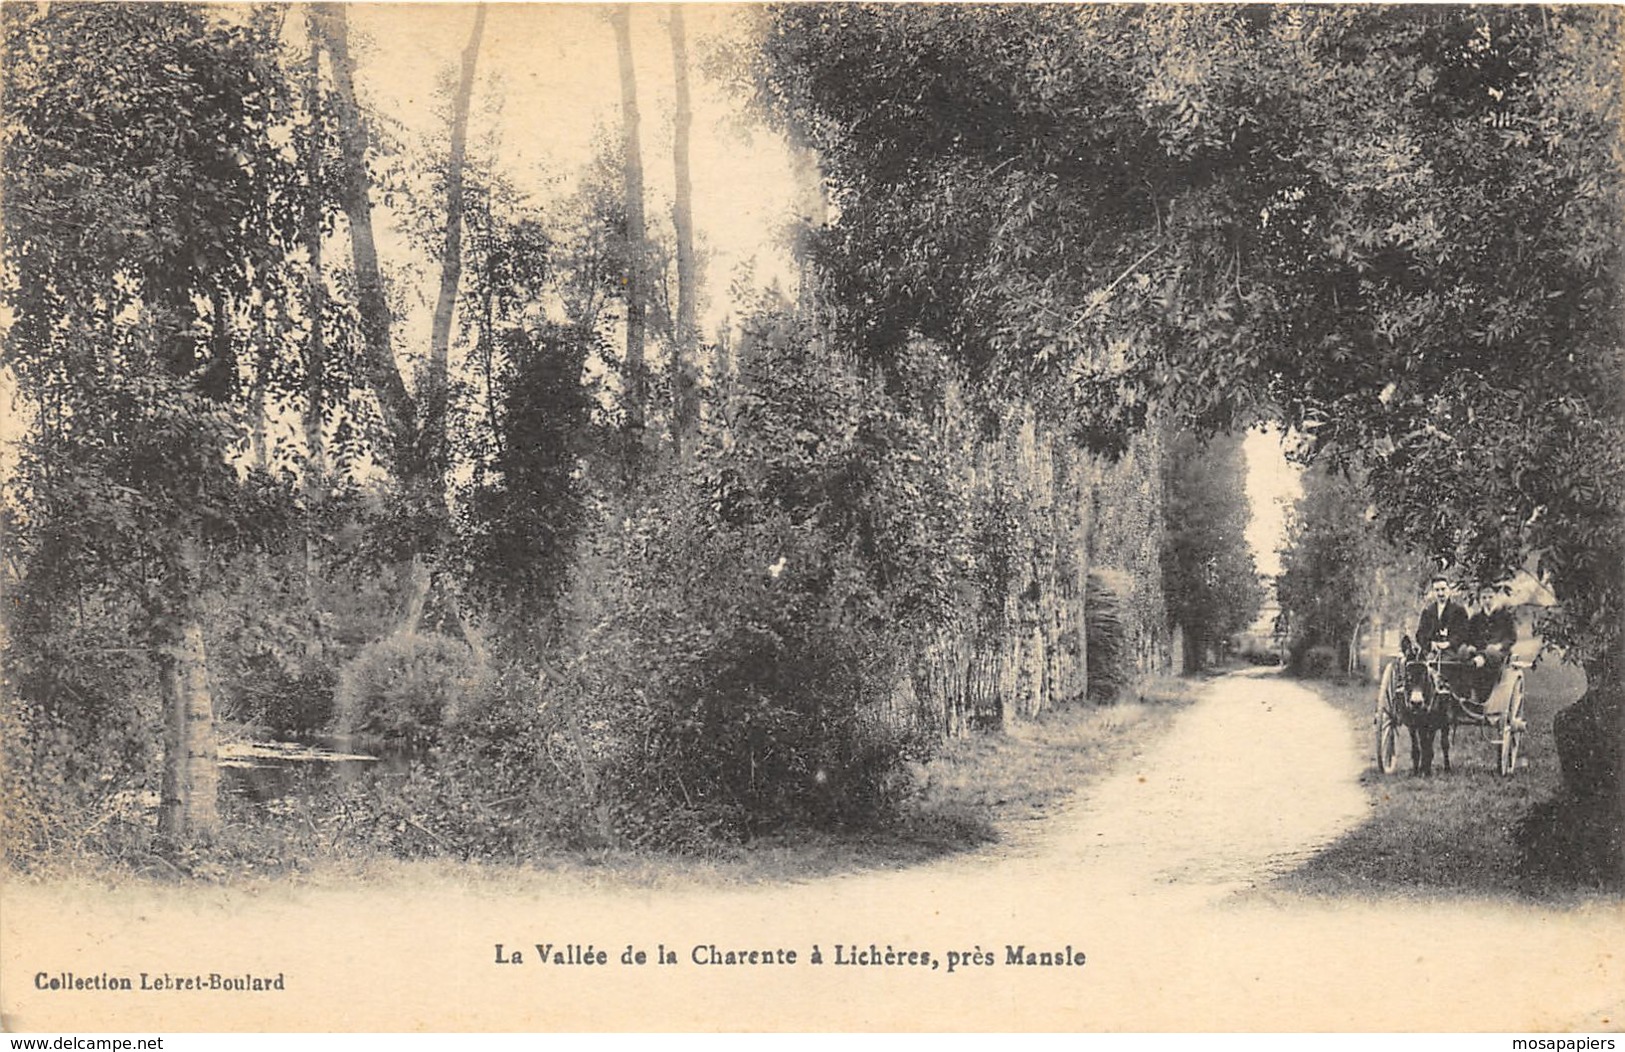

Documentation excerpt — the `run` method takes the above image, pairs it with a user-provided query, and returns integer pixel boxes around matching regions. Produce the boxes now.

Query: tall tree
[1161,430,1264,672]
[424,4,488,478]
[668,5,701,461]
[1277,464,1430,673]
[3,4,297,839]
[312,2,488,632]
[302,11,328,501]
[610,4,650,457]
[311,1,434,631]
[310,3,415,473]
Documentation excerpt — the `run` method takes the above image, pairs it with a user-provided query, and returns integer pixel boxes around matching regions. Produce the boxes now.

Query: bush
[0,688,161,870]
[333,667,607,859]
[1514,794,1624,891]
[563,318,953,844]
[334,632,479,745]
[1,600,164,868]
[169,667,605,871]
[582,489,928,843]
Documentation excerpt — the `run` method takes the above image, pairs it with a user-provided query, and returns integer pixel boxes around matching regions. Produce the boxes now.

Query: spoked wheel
[1375,662,1401,774]
[1498,672,1526,776]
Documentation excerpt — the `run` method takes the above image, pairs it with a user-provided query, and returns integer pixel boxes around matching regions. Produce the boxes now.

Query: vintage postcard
[3,2,1622,1035]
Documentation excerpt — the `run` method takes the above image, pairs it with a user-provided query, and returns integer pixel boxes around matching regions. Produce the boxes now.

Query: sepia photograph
[1,1,1622,1036]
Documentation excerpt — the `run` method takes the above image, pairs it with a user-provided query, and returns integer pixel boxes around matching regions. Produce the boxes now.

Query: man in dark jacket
[1464,587,1519,707]
[1416,575,1471,657]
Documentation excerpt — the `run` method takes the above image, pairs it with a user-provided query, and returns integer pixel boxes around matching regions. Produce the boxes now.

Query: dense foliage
[1276,464,1431,673]
[2,4,292,617]
[567,316,963,837]
[754,3,1623,668]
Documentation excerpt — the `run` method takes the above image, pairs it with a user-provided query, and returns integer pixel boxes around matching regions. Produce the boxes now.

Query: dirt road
[5,669,1622,1032]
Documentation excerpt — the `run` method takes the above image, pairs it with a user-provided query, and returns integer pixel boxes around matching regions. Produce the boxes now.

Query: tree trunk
[399,552,432,635]
[712,316,733,398]
[301,18,328,603]
[248,308,273,472]
[302,13,327,493]
[539,659,615,845]
[1561,645,1624,805]
[1347,620,1366,678]
[423,4,487,477]
[610,4,649,459]
[141,260,223,845]
[312,3,416,470]
[157,612,219,841]
[668,4,699,462]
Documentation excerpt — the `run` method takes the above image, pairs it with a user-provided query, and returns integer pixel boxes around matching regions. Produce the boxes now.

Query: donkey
[1400,639,1455,775]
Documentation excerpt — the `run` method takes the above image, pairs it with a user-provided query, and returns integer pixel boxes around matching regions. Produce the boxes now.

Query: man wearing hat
[1463,586,1519,710]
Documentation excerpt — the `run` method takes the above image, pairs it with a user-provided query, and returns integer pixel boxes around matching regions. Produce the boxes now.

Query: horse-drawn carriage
[1373,642,1528,776]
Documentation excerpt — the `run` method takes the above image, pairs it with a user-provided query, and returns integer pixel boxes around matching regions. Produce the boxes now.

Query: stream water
[218,736,419,804]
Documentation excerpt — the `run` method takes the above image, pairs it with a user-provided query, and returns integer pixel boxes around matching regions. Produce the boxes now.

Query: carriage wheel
[1498,673,1526,777]
[1375,663,1401,774]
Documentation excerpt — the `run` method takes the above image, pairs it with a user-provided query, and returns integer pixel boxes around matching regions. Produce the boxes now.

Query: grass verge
[1267,660,1603,901]
[488,675,1201,888]
[739,675,1204,881]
